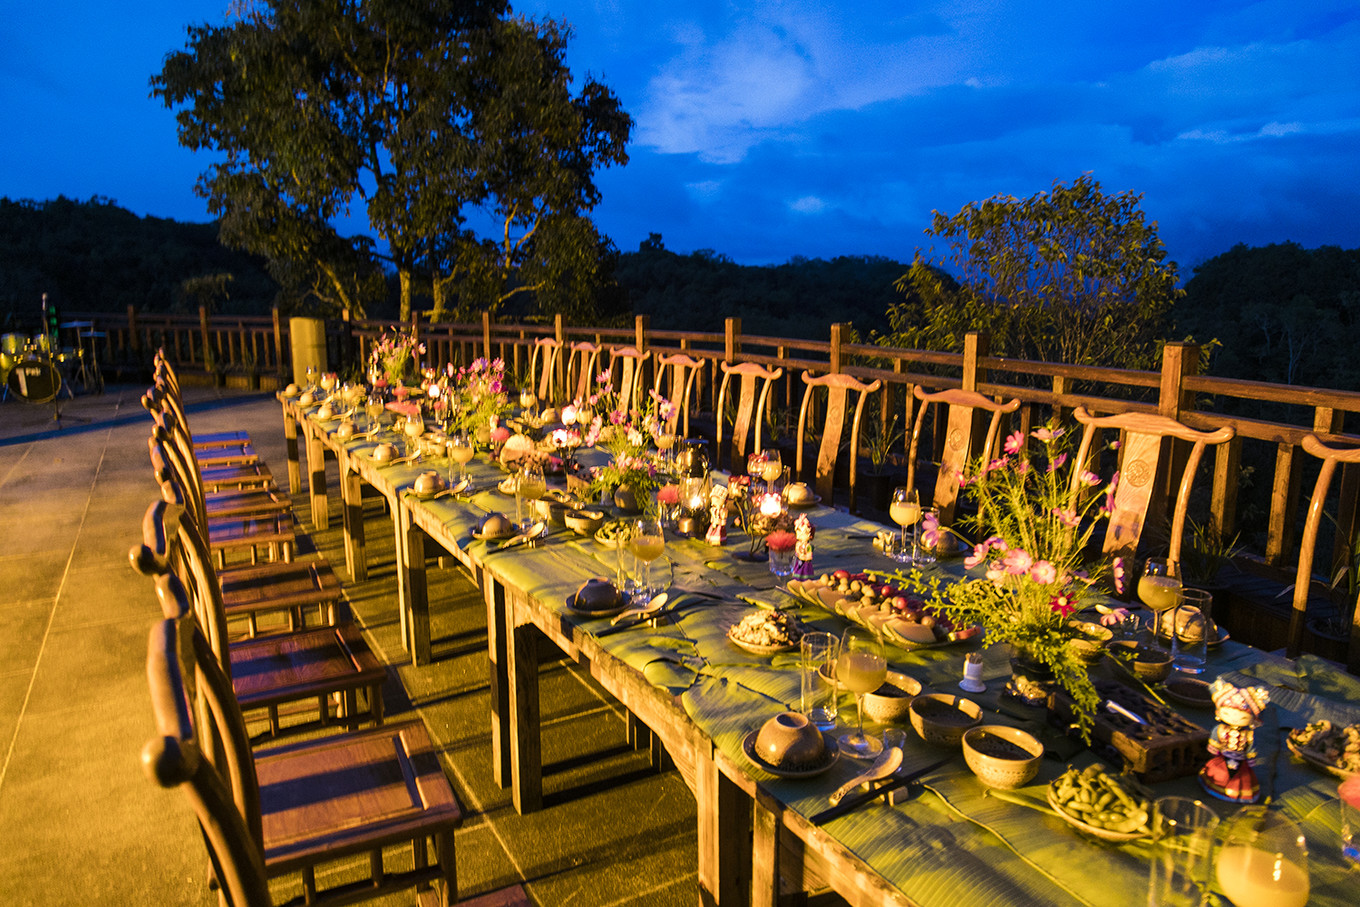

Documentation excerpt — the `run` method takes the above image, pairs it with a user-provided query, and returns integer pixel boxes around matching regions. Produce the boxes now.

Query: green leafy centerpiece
[578,372,675,516]
[891,423,1124,737]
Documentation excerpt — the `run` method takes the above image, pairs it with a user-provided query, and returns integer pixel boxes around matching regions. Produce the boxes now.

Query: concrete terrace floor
[0,384,699,906]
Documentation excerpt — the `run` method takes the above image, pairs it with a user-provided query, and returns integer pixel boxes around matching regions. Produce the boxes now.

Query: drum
[1,333,23,357]
[6,356,62,404]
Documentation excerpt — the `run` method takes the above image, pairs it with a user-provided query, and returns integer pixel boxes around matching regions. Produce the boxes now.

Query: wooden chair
[148,445,343,636]
[795,372,881,512]
[907,387,1021,524]
[653,353,704,438]
[132,497,383,740]
[153,350,253,451]
[1070,406,1236,564]
[527,337,561,404]
[608,346,650,412]
[142,607,461,907]
[564,341,601,403]
[716,361,783,473]
[149,428,295,568]
[1287,434,1360,672]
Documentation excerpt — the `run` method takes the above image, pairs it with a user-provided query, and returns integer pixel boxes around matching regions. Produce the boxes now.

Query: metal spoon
[610,592,669,626]
[828,746,904,806]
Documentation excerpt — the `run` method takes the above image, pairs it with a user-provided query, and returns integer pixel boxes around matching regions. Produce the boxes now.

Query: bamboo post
[483,311,493,361]
[198,306,212,366]
[127,305,140,353]
[635,314,651,396]
[272,307,284,374]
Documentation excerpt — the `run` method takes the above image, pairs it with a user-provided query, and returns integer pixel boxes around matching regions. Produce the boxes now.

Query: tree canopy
[151,0,631,321]
[881,174,1181,369]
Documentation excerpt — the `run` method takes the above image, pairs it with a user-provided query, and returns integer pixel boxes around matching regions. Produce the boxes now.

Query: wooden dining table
[280,392,1360,907]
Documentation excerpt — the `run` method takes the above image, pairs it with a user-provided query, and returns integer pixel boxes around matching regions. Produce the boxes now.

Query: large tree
[883,174,1181,369]
[151,0,630,320]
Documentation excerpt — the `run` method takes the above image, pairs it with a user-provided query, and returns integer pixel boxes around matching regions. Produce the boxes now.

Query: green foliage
[879,174,1181,369]
[152,1,631,322]
[1176,242,1360,390]
[0,196,277,322]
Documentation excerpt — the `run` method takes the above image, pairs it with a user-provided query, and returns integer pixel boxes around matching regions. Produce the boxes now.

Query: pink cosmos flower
[1047,453,1068,472]
[1029,560,1058,585]
[1102,472,1120,515]
[1052,506,1079,527]
[1003,430,1025,454]
[920,511,940,549]
[1100,607,1132,628]
[1032,426,1065,443]
[1079,470,1101,487]
[1003,548,1033,575]
[986,456,1010,473]
[596,369,612,385]
[561,403,578,424]
[1111,557,1127,594]
[983,535,1009,553]
[965,544,990,569]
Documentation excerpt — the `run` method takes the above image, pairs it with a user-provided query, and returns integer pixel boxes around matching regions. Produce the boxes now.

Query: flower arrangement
[368,326,425,388]
[888,422,1124,737]
[577,373,676,514]
[726,475,796,556]
[423,357,510,443]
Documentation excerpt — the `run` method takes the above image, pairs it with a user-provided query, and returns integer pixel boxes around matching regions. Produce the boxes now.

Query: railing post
[482,311,493,361]
[635,314,651,392]
[199,305,212,365]
[725,317,742,363]
[556,313,568,398]
[962,332,989,392]
[272,306,284,374]
[1158,341,1199,419]
[829,323,846,374]
[127,305,140,354]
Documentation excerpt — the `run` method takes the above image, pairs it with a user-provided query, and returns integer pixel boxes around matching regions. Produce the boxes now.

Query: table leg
[698,752,751,906]
[506,596,543,814]
[484,571,511,788]
[400,502,431,666]
[283,404,301,494]
[751,795,781,907]
[304,425,329,531]
[340,456,368,583]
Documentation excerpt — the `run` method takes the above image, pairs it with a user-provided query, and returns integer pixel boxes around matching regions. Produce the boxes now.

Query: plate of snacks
[793,571,981,650]
[1046,765,1152,841]
[726,609,803,655]
[1286,721,1360,779]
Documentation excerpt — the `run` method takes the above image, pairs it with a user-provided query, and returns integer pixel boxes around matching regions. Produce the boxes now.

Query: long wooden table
[281,393,1360,907]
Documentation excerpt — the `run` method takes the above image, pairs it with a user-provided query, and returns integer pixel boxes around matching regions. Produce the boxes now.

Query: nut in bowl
[1066,620,1113,666]
[563,508,605,536]
[861,670,924,723]
[962,725,1043,789]
[909,693,982,747]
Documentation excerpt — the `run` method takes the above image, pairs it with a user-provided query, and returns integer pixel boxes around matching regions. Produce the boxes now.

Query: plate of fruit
[788,571,981,650]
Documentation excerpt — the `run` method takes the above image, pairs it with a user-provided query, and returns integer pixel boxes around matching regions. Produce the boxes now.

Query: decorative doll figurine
[1200,679,1269,803]
[791,514,815,578]
[705,484,729,546]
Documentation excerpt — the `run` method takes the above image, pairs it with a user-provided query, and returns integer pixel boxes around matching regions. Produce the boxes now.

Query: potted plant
[860,411,904,511]
[1303,520,1360,661]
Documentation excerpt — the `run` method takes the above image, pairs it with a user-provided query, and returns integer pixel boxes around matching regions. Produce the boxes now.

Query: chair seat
[200,460,275,491]
[195,441,259,468]
[256,720,463,874]
[193,429,252,449]
[206,485,293,518]
[208,511,296,552]
[231,623,385,715]
[218,558,342,618]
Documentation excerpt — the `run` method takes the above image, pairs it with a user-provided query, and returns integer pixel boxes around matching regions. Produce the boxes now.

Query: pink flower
[596,369,612,385]
[561,403,578,424]
[1102,472,1120,515]
[1029,560,1058,585]
[489,426,511,443]
[984,535,1009,553]
[1079,470,1101,487]
[1003,548,1033,575]
[1032,426,1065,443]
[1050,594,1076,618]
[986,456,1010,473]
[920,511,940,549]
[986,564,1007,586]
[1003,430,1025,454]
[1052,506,1079,527]
[1111,557,1127,594]
[656,485,680,505]
[1046,453,1068,472]
[965,545,990,569]
[1100,607,1131,628]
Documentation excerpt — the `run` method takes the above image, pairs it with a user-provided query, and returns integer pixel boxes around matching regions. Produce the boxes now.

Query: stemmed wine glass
[836,627,886,757]
[516,458,547,533]
[1138,557,1183,640]
[760,448,783,495]
[631,517,666,599]
[448,432,474,485]
[890,486,921,564]
[747,451,767,484]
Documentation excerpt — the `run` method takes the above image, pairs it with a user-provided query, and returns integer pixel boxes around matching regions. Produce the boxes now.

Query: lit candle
[759,493,784,517]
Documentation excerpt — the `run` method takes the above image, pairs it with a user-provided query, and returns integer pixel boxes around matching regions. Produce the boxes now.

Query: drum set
[2,322,103,406]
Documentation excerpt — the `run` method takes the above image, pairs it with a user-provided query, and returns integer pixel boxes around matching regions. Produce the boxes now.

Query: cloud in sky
[2,0,1356,274]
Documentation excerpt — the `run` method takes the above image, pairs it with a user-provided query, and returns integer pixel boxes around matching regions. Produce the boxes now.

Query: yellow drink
[630,535,665,563]
[836,649,886,695]
[452,445,475,465]
[1138,574,1183,612]
[761,461,782,483]
[1215,845,1309,907]
[518,479,547,501]
[890,501,921,528]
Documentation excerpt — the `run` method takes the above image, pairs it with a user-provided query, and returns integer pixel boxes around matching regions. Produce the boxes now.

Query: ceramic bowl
[284,383,300,395]
[534,498,570,526]
[862,670,924,723]
[784,482,815,506]
[564,508,605,536]
[334,420,356,441]
[962,725,1044,789]
[1067,620,1114,665]
[909,693,983,747]
[298,391,315,406]
[753,711,827,770]
[413,471,444,494]
[371,442,399,463]
[476,513,515,539]
[1106,641,1173,684]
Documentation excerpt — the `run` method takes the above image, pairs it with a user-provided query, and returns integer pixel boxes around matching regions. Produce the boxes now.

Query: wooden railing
[68,306,1360,607]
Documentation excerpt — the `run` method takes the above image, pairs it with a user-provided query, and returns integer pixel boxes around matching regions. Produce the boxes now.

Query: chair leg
[436,831,456,907]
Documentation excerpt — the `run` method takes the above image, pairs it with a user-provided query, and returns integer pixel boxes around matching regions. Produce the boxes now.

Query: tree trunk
[399,270,412,322]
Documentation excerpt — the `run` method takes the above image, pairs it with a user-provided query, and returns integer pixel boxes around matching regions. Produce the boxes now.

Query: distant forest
[3,196,1358,392]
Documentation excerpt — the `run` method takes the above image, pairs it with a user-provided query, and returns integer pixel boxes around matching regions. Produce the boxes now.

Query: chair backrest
[528,338,561,404]
[1070,406,1235,564]
[565,342,601,403]
[608,346,650,413]
[795,372,881,511]
[143,605,272,907]
[145,405,212,533]
[907,387,1021,524]
[653,353,704,438]
[716,361,783,472]
[1287,434,1360,670]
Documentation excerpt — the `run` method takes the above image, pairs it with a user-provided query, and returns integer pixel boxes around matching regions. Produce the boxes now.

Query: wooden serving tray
[1049,680,1209,782]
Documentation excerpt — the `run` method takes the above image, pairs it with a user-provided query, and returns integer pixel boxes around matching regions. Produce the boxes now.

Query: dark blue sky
[3,1,1358,273]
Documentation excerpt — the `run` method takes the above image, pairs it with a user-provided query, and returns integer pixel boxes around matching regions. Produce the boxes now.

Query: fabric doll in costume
[1200,679,1269,803]
[705,484,728,546]
[791,514,815,578]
